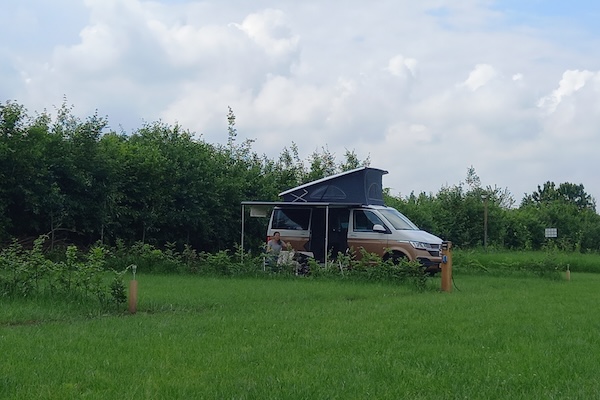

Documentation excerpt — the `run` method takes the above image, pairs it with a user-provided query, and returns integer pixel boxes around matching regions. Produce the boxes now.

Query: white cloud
[387,55,418,78]
[461,64,497,91]
[537,69,597,113]
[235,9,300,57]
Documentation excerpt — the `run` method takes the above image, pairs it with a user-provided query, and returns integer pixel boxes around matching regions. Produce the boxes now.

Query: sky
[2,0,600,207]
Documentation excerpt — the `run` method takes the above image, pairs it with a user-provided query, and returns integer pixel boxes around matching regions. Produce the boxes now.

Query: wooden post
[566,266,571,281]
[128,280,138,314]
[441,241,452,293]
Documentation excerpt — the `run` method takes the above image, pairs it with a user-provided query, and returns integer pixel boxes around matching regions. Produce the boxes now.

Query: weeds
[0,236,127,309]
[453,246,575,279]
[305,248,431,291]
[5,236,590,316]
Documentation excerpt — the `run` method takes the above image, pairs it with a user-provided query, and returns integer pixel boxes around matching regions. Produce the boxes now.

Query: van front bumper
[417,257,441,275]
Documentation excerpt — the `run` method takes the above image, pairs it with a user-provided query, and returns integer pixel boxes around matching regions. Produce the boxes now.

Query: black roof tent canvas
[279,166,388,205]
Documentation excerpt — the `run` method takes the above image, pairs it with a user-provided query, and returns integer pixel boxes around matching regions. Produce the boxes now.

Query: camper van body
[267,204,442,271]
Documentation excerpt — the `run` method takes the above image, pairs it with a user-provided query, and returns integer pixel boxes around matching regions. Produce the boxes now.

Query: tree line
[1,100,599,253]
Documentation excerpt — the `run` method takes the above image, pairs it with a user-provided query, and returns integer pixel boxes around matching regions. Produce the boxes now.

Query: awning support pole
[240,205,245,261]
[325,206,330,267]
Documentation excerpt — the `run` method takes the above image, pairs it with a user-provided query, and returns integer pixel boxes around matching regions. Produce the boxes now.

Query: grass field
[1,272,599,399]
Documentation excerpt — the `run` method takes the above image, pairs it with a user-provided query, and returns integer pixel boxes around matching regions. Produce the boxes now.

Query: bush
[306,248,432,291]
[0,236,128,309]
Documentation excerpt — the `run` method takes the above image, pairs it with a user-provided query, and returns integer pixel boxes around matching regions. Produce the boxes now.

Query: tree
[304,146,337,183]
[465,165,481,191]
[4,99,599,254]
[519,181,599,251]
[339,149,370,172]
[556,182,596,212]
[522,181,596,212]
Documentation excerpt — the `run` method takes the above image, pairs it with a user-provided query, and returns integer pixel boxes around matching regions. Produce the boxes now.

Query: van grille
[426,243,441,257]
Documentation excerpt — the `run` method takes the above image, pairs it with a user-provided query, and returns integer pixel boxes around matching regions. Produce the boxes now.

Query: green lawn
[1,273,599,399]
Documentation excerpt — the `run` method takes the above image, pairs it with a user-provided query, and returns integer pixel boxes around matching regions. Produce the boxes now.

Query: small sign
[545,228,557,238]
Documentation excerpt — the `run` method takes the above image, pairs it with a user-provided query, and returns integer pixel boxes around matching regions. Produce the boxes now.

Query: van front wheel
[385,252,407,265]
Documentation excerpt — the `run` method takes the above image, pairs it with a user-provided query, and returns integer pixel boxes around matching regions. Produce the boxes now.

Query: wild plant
[199,250,236,275]
[181,244,199,273]
[107,267,129,307]
[0,239,29,297]
[0,236,128,309]
[231,243,263,274]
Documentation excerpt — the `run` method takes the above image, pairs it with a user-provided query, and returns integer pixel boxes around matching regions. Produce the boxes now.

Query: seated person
[266,231,289,265]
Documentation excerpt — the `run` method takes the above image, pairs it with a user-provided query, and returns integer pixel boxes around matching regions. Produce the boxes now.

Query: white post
[325,206,330,267]
[240,205,245,260]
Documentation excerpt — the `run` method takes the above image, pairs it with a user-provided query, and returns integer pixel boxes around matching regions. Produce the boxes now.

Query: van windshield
[379,209,419,230]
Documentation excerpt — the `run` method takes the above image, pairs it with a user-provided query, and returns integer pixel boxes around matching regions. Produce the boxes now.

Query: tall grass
[2,273,599,399]
[453,248,600,275]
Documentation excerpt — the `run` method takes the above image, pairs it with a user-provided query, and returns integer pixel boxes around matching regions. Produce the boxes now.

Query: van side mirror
[372,224,387,233]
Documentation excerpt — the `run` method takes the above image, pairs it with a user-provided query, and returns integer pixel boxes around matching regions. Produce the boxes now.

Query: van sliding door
[347,209,389,256]
[328,208,349,258]
[309,208,326,261]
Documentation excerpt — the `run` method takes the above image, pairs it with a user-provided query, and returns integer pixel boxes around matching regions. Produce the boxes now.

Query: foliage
[103,241,435,290]
[522,181,596,212]
[2,99,600,256]
[388,166,600,253]
[0,235,127,308]
[0,100,373,255]
[303,248,432,291]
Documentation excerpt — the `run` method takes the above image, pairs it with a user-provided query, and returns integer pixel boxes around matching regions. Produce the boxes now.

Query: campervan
[267,204,442,273]
[242,167,443,273]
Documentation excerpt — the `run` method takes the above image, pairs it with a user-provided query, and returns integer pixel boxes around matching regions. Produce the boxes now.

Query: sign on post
[544,228,557,238]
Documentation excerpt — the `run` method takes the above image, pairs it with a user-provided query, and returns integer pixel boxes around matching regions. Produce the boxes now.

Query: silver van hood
[396,229,443,244]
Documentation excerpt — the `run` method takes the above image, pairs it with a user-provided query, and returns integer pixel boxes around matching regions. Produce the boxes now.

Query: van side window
[272,209,311,230]
[353,210,385,232]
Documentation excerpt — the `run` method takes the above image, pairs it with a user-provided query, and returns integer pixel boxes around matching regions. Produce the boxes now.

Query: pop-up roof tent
[240,167,389,264]
[279,167,388,205]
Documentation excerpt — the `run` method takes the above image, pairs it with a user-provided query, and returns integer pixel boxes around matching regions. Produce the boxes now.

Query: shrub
[0,236,128,309]
[307,248,432,291]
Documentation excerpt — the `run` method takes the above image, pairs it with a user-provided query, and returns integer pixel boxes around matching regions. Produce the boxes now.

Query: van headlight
[409,241,428,250]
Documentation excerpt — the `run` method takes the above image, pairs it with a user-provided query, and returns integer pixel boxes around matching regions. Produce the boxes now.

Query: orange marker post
[441,241,453,293]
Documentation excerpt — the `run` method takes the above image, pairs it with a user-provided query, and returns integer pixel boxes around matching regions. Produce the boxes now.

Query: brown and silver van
[242,166,443,273]
[267,204,442,272]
